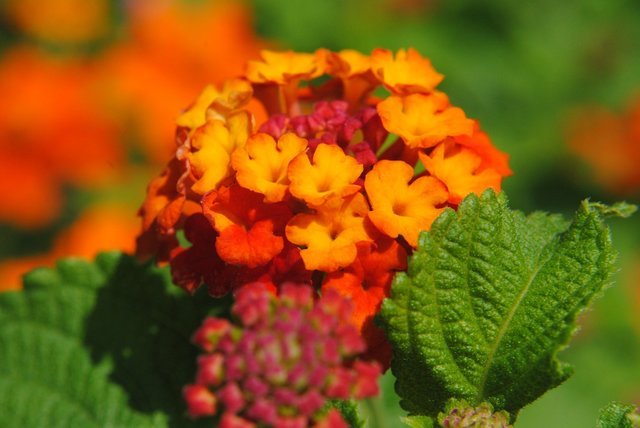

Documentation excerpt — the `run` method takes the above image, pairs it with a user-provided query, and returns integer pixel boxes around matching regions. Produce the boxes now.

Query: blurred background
[0,0,638,426]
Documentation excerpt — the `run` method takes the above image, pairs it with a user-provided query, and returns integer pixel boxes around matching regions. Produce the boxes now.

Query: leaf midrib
[474,236,553,401]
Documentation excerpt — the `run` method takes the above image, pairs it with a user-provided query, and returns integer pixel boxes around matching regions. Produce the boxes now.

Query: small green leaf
[598,402,639,428]
[0,252,225,427]
[585,201,637,219]
[380,190,619,418]
[401,415,434,428]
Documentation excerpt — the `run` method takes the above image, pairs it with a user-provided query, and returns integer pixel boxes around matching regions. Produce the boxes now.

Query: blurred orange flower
[0,49,123,228]
[0,203,139,292]
[568,96,640,195]
[3,0,111,44]
[99,0,266,164]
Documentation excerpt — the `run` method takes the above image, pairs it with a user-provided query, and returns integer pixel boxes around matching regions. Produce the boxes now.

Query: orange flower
[322,237,407,366]
[325,49,376,107]
[0,150,62,228]
[0,49,123,227]
[377,92,474,149]
[203,186,290,268]
[365,160,448,247]
[97,0,265,163]
[371,48,443,94]
[288,143,363,207]
[187,113,251,195]
[326,50,371,77]
[419,141,502,205]
[246,50,324,85]
[286,193,374,272]
[4,0,110,44]
[567,97,640,194]
[232,132,308,202]
[0,203,139,291]
[139,158,188,236]
[455,122,512,177]
[176,79,254,130]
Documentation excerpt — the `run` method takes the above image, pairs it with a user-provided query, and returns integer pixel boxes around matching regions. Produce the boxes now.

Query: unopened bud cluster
[438,400,511,428]
[183,282,381,427]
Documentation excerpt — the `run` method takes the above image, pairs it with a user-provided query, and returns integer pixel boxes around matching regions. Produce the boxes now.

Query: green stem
[363,398,385,428]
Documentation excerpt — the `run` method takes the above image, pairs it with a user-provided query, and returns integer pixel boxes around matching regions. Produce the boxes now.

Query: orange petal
[326,49,371,78]
[371,47,443,94]
[176,79,253,130]
[325,49,378,108]
[232,132,308,202]
[321,238,407,367]
[203,185,291,267]
[419,141,503,205]
[246,50,324,85]
[454,121,512,177]
[139,157,184,233]
[187,113,251,194]
[365,160,448,247]
[216,221,284,268]
[285,193,373,272]
[377,92,473,149]
[288,143,363,207]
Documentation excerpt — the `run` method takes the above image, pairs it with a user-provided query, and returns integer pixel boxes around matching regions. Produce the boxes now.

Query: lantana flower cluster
[184,282,380,427]
[137,48,511,364]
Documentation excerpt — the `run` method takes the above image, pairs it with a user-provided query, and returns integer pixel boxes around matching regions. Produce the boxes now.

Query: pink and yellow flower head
[184,282,380,426]
[137,48,512,364]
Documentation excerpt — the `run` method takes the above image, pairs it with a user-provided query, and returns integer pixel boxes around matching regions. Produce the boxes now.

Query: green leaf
[401,415,434,428]
[380,190,618,418]
[597,402,639,428]
[0,252,225,428]
[586,201,637,219]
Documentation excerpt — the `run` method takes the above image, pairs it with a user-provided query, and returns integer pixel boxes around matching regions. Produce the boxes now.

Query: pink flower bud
[183,384,216,417]
[192,317,231,352]
[196,353,224,386]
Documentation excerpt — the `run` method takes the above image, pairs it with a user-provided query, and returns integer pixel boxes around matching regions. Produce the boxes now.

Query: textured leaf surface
[380,190,618,418]
[0,252,221,428]
[598,402,639,428]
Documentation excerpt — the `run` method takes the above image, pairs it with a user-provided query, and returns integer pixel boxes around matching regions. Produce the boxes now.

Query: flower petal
[365,160,448,247]
[377,92,473,149]
[419,141,503,205]
[371,47,443,94]
[232,132,308,202]
[288,143,362,207]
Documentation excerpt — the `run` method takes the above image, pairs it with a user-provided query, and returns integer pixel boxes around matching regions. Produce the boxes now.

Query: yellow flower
[232,132,308,202]
[288,143,363,207]
[365,160,448,247]
[326,49,371,78]
[246,50,324,85]
[371,48,443,94]
[286,193,373,272]
[176,79,253,129]
[419,141,502,205]
[377,92,473,149]
[187,112,251,194]
[325,49,377,107]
